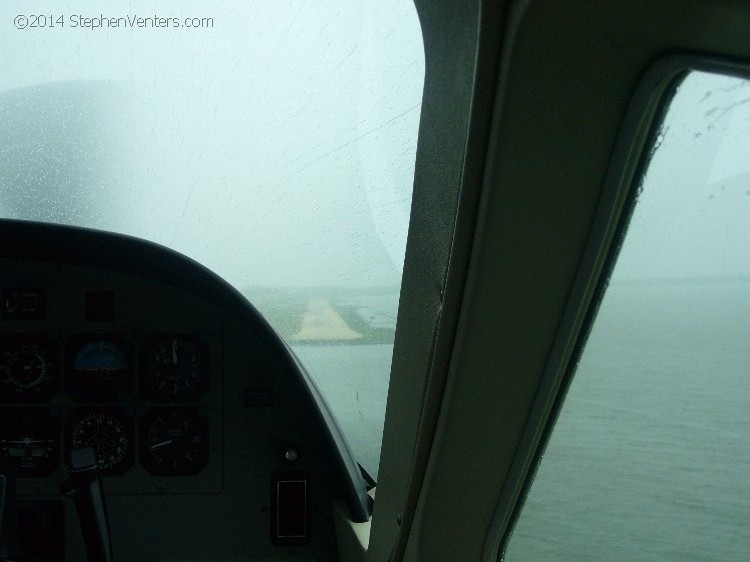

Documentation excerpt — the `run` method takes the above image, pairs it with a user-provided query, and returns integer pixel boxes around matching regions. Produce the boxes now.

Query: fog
[0,0,424,290]
[615,72,750,281]
[1,6,748,289]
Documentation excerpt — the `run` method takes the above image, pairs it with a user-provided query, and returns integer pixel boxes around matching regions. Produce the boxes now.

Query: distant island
[613,274,750,287]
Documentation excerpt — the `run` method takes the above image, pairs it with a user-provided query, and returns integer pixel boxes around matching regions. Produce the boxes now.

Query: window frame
[497,55,750,557]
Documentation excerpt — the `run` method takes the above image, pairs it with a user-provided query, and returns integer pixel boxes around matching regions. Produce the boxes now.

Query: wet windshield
[0,0,424,477]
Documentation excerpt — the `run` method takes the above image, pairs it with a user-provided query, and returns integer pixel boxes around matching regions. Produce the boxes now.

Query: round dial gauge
[74,341,127,378]
[0,409,59,476]
[4,347,47,389]
[68,410,133,476]
[66,337,132,402]
[0,338,58,402]
[142,337,208,401]
[140,408,208,475]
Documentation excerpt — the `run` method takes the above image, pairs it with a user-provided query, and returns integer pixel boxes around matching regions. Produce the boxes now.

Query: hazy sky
[0,0,424,289]
[1,5,748,287]
[614,71,750,281]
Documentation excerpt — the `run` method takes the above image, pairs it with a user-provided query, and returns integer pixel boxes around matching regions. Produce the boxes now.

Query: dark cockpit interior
[0,220,369,561]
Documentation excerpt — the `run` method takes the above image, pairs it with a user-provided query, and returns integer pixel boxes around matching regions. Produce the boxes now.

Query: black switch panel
[271,473,309,544]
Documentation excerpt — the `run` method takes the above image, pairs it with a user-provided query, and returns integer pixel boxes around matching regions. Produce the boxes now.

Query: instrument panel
[0,226,368,561]
[0,334,213,483]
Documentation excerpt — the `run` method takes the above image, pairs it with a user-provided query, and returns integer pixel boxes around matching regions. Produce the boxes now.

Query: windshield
[0,1,424,477]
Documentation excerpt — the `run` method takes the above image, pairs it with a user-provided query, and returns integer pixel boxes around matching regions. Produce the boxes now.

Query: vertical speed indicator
[140,408,208,475]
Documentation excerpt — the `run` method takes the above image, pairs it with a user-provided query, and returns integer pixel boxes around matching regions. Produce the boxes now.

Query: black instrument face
[140,408,208,475]
[142,337,208,401]
[66,336,133,402]
[0,337,59,403]
[0,409,59,476]
[67,409,134,476]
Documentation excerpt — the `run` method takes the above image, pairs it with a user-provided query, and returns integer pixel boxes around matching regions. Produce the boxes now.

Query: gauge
[0,409,59,476]
[142,336,208,401]
[67,409,134,476]
[140,408,208,475]
[0,337,59,403]
[65,336,132,402]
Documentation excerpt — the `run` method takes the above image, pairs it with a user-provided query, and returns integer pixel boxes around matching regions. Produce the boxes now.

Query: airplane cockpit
[0,220,368,561]
[2,1,750,561]
[0,2,401,559]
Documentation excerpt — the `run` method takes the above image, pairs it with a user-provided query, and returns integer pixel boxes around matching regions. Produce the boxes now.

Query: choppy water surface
[505,282,750,560]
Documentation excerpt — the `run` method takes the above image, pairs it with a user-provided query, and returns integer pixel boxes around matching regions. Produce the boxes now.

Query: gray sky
[0,0,424,289]
[614,71,750,281]
[1,5,747,287]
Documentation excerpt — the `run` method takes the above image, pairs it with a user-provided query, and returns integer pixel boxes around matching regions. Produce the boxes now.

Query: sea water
[504,282,750,560]
[291,342,392,477]
[296,282,750,560]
